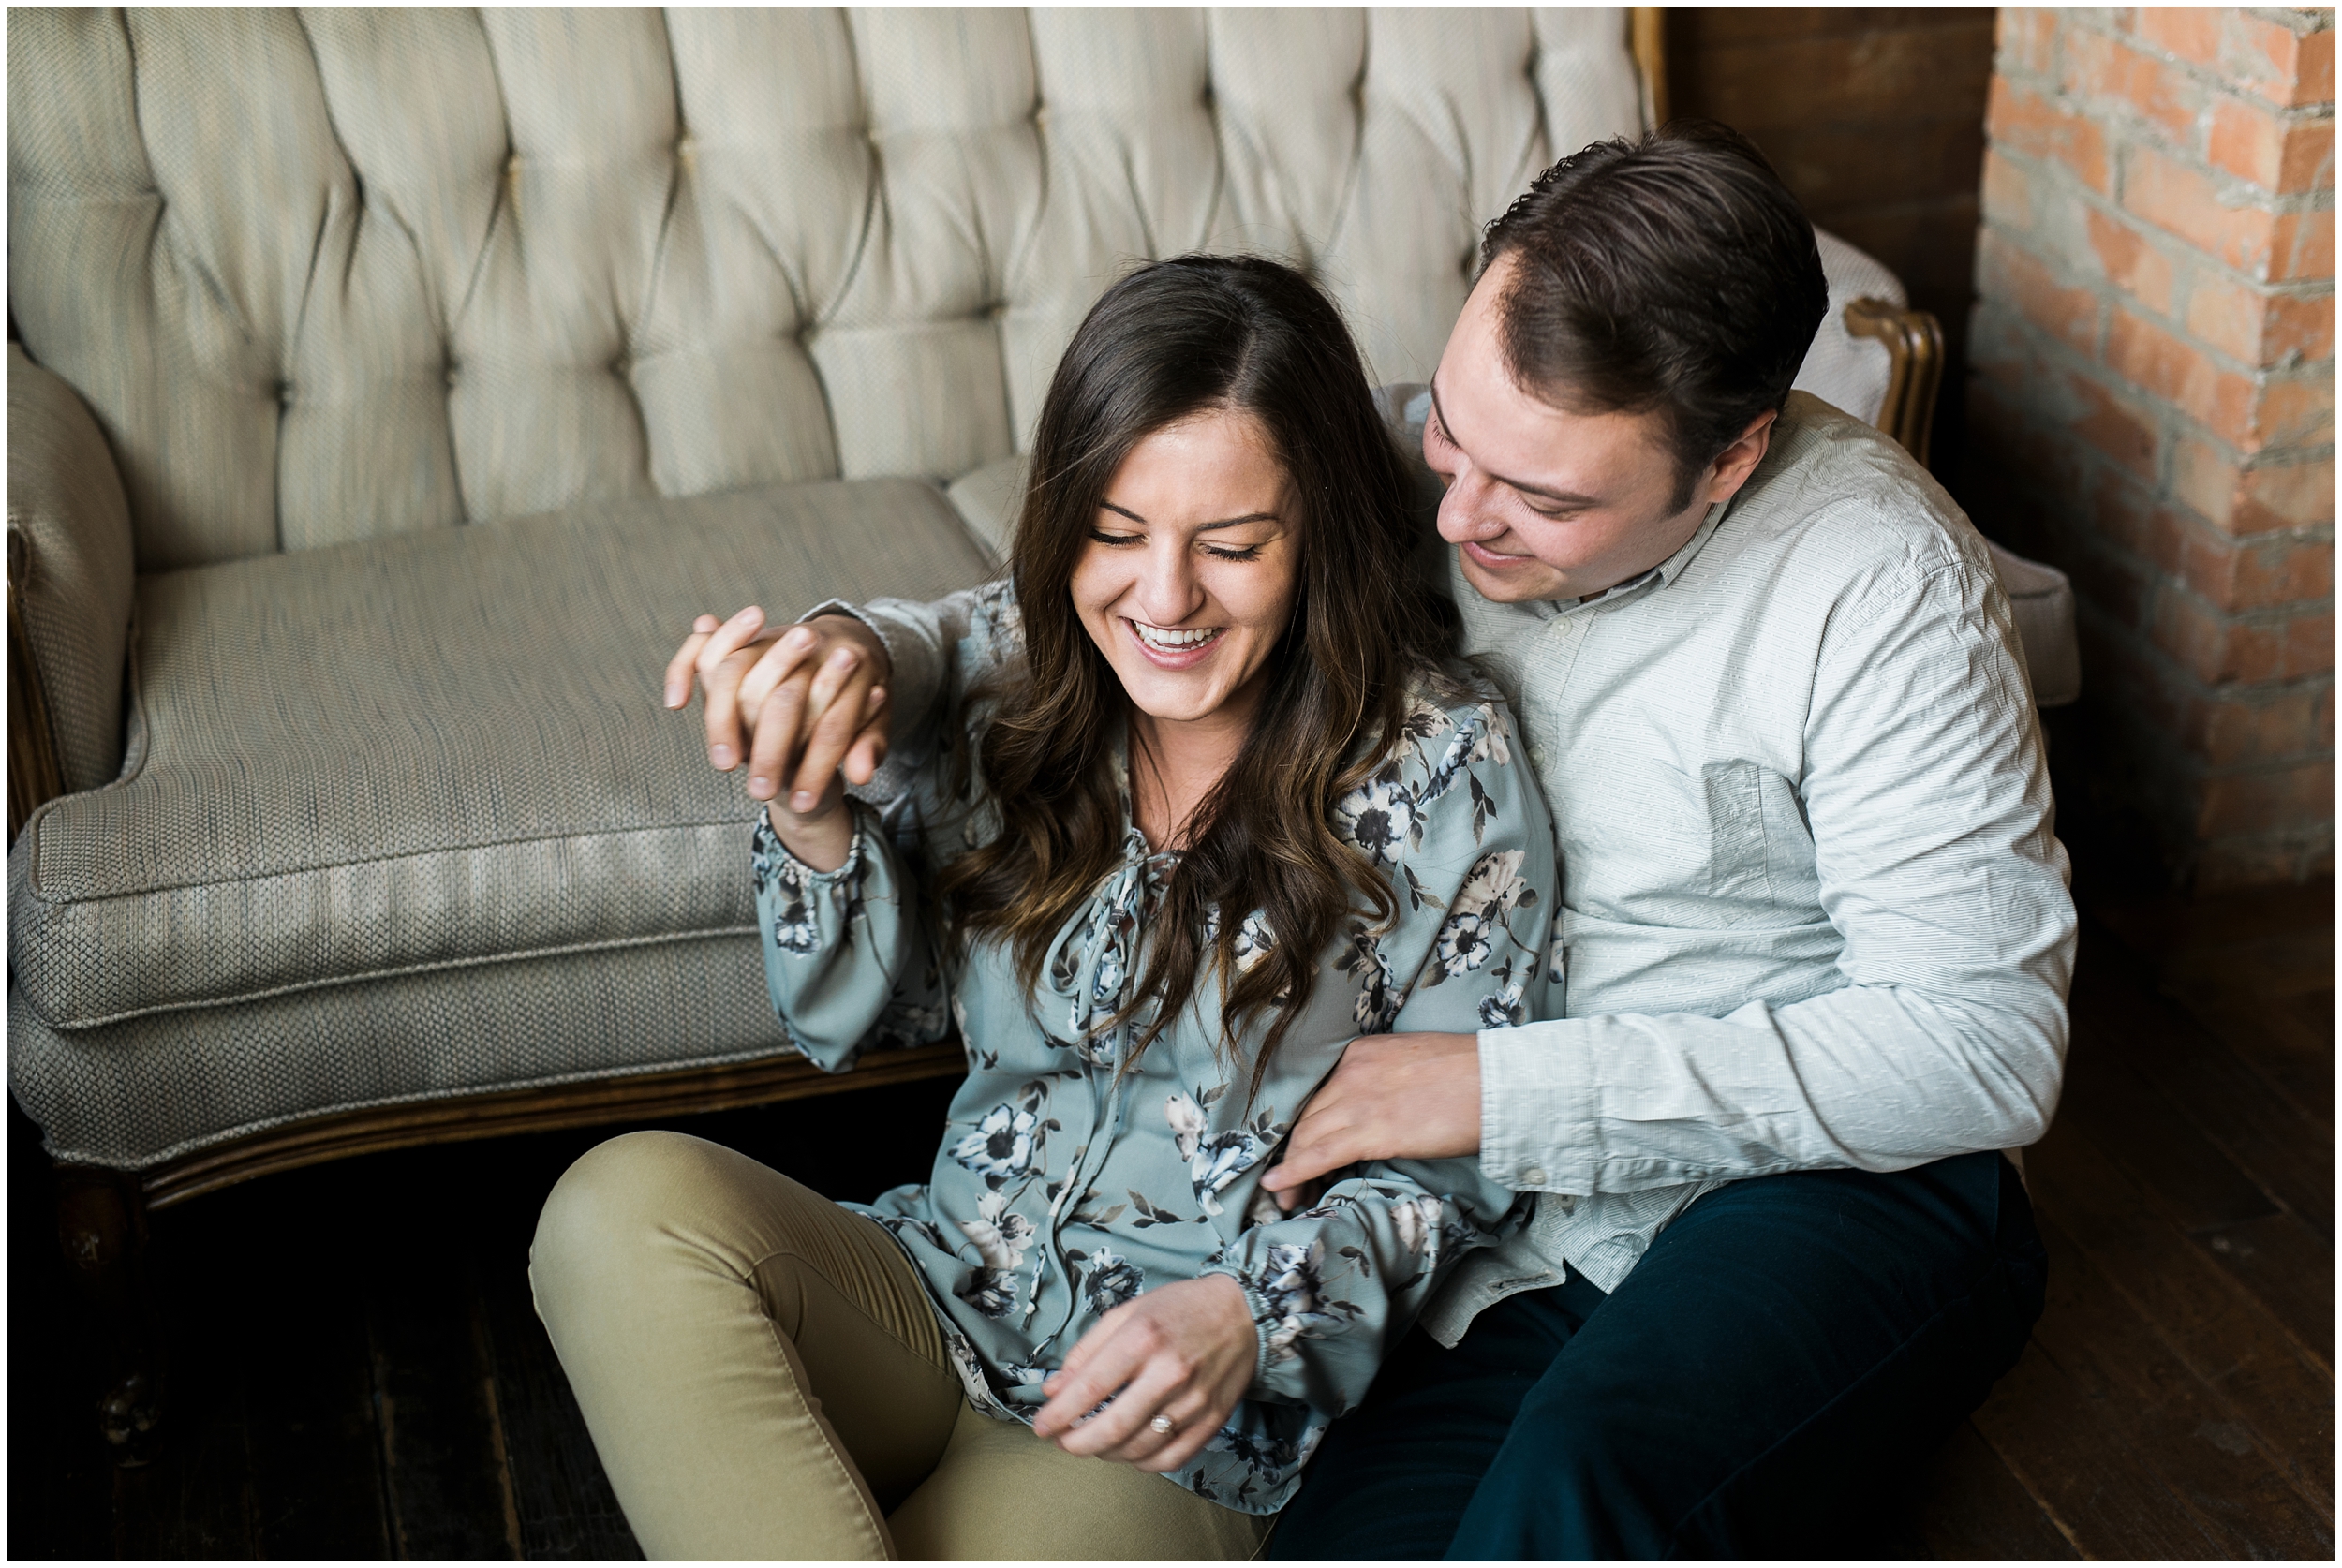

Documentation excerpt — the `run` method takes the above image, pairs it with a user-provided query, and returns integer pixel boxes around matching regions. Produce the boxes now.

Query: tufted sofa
[7,6,2070,1451]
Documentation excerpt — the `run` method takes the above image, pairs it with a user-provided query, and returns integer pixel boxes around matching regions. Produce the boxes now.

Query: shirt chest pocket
[1570,752,1798,928]
[1699,759,1772,910]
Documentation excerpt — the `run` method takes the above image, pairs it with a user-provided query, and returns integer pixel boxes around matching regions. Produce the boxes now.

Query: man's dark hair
[1479,121,1829,510]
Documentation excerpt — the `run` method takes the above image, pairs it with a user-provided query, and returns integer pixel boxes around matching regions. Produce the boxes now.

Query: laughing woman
[530,257,1560,1561]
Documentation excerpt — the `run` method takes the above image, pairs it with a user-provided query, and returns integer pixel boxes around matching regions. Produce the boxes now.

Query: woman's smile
[1125,618,1227,667]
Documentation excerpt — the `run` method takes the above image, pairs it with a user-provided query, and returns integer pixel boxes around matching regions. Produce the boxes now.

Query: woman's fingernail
[711,744,733,767]
[749,776,771,796]
[791,791,817,811]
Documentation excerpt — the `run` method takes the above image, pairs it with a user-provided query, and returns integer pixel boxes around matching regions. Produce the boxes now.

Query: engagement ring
[1149,1414,1178,1436]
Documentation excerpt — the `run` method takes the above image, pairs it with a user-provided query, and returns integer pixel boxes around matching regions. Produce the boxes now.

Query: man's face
[1426,253,1764,605]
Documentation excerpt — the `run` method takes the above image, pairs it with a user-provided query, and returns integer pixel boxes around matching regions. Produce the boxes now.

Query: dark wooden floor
[9,882,2332,1560]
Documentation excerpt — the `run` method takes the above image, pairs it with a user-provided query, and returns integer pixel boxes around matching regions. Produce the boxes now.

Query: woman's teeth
[1133,622,1222,652]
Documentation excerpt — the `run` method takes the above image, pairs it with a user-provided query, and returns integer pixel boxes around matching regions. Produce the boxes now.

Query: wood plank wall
[1664,7,2000,485]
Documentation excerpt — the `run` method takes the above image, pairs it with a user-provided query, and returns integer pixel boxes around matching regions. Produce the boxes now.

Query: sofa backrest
[7,7,1648,571]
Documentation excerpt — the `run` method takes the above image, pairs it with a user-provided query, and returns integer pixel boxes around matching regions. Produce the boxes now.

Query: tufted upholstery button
[444,362,461,390]
[675,133,695,158]
[504,154,521,180]
[610,353,631,377]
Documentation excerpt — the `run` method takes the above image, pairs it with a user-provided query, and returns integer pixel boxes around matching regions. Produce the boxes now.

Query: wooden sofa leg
[54,1162,165,1463]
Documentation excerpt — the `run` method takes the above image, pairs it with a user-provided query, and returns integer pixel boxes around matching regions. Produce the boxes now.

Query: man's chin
[1455,545,1567,604]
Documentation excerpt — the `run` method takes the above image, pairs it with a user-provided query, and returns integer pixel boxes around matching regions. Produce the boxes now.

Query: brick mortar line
[2066,588,2335,714]
[1969,241,2340,390]
[1970,192,2339,377]
[2066,580,2335,674]
[1989,65,2338,214]
[2066,672,2335,789]
[1978,175,2342,310]
[2023,453,2339,589]
[1969,292,2339,474]
[1979,139,2339,304]
[2005,12,2338,116]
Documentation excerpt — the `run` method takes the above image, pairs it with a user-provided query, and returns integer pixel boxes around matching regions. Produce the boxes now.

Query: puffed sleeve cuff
[749,803,871,893]
[1196,1259,1297,1402]
[1476,1020,1597,1192]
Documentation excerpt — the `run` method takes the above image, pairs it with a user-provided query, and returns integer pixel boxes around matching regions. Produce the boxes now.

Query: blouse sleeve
[754,578,1030,1070]
[1201,689,1562,1412]
[751,804,948,1072]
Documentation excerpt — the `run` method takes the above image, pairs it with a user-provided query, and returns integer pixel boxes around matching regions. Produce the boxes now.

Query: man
[672,123,2068,1557]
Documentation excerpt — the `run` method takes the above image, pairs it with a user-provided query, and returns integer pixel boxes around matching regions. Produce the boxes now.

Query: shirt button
[1523,1165,1549,1186]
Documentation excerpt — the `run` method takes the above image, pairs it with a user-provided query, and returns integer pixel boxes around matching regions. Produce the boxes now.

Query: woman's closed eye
[1084,527,1266,563]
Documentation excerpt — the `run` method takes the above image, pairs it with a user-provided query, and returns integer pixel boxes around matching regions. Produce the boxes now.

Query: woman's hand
[1030,1274,1256,1472]
[663,608,894,806]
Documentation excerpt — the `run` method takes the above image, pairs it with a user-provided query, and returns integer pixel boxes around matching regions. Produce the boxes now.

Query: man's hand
[663,608,894,806]
[1261,1032,1483,1211]
[1031,1275,1255,1472]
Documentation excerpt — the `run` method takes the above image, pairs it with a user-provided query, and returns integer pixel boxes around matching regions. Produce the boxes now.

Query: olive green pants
[530,1131,1271,1561]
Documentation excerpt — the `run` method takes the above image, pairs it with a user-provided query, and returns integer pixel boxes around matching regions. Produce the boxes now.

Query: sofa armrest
[7,344,136,837]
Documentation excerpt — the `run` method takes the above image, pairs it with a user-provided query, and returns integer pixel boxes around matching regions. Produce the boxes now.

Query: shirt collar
[1524,497,1731,620]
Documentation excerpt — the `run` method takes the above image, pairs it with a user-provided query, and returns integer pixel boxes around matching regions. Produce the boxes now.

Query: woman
[531,257,1560,1560]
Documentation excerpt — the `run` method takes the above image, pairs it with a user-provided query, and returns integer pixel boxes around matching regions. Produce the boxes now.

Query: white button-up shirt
[845,390,2076,1347]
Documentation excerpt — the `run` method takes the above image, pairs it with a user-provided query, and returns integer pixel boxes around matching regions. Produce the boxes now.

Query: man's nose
[1133,540,1206,625]
[1437,471,1505,544]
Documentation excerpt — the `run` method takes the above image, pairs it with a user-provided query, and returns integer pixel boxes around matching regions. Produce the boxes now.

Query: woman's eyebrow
[1099,499,1281,530]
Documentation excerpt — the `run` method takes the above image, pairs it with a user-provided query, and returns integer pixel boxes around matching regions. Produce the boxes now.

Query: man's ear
[1699,409,1779,510]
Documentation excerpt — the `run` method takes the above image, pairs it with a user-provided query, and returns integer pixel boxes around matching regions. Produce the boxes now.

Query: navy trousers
[1266,1152,2045,1560]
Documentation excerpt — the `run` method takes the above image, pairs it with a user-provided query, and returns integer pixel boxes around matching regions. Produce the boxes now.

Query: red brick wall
[1969,7,2335,888]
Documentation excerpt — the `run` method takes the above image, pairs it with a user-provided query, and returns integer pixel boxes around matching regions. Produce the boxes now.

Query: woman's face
[1071,407,1301,729]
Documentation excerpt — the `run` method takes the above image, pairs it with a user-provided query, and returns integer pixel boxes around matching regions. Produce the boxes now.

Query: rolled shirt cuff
[1476,1020,1596,1192]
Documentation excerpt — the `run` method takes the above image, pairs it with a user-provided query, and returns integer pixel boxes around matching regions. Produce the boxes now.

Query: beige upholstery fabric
[8,481,994,1165]
[1988,542,2082,708]
[945,455,1029,568]
[7,7,1651,570]
[1793,230,1905,431]
[7,347,138,794]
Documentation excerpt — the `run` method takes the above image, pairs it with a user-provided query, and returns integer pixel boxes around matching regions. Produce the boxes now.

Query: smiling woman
[532,255,1560,1561]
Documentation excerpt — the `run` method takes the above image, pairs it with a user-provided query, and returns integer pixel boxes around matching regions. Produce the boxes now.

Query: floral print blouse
[749,582,1561,1514]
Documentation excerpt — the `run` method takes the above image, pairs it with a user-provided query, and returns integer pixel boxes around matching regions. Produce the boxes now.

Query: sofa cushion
[9,927,789,1170]
[10,480,994,1032]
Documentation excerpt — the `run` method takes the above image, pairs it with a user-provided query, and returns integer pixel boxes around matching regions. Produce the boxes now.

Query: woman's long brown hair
[939,256,1456,1101]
